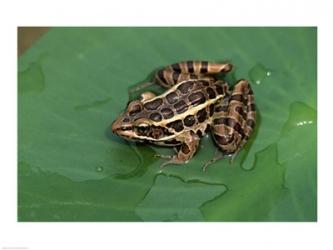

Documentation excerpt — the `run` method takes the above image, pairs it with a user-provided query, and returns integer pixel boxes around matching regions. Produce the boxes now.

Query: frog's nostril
[111,118,133,135]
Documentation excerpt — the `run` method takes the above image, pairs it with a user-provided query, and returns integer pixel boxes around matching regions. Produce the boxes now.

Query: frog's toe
[228,149,240,165]
[154,153,173,159]
[202,149,224,171]
[159,158,188,170]
[159,161,173,170]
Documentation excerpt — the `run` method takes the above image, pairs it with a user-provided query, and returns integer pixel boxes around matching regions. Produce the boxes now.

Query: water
[18,27,317,221]
[278,101,316,163]
[96,166,104,172]
[113,142,158,179]
[248,63,272,85]
[281,102,316,136]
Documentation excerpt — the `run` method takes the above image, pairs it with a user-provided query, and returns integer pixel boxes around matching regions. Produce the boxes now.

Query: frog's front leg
[212,79,256,159]
[139,91,156,102]
[159,131,200,169]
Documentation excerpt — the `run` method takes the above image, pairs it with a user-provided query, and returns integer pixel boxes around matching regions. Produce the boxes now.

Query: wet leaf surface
[18,27,316,221]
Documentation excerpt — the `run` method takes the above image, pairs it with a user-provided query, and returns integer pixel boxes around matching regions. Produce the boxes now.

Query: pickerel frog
[112,61,256,170]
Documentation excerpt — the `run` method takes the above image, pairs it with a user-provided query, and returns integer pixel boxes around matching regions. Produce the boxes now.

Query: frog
[111,61,256,170]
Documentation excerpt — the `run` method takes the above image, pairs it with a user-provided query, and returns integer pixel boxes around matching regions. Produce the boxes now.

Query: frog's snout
[111,116,133,137]
[111,118,122,134]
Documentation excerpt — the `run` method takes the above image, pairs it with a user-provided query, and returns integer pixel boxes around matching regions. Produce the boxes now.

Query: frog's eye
[128,100,143,116]
[135,123,150,135]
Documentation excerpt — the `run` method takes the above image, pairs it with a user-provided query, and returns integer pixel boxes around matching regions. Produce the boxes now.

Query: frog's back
[140,79,227,128]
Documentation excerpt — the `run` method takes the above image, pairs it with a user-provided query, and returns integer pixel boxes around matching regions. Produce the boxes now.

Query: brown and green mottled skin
[112,61,256,169]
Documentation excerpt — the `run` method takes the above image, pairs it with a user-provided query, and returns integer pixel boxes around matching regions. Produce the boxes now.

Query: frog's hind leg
[231,79,256,149]
[155,61,233,88]
[173,61,233,76]
[155,71,214,89]
[159,131,200,169]
[211,79,256,160]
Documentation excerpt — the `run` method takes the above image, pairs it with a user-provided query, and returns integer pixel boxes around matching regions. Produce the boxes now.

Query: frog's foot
[159,131,200,170]
[154,146,178,159]
[154,153,173,159]
[202,149,224,171]
[228,149,240,165]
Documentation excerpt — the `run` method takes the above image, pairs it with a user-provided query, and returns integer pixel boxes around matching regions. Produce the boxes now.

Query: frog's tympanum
[112,61,256,170]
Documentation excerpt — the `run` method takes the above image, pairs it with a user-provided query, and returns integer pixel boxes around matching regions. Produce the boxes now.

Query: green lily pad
[18,27,316,221]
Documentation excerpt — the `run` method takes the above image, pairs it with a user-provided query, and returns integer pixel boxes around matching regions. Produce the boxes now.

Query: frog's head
[112,100,156,141]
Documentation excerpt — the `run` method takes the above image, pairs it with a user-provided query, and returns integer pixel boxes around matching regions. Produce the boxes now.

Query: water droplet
[296,120,314,126]
[77,53,85,60]
[96,166,104,172]
[281,102,316,135]
[248,63,272,85]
